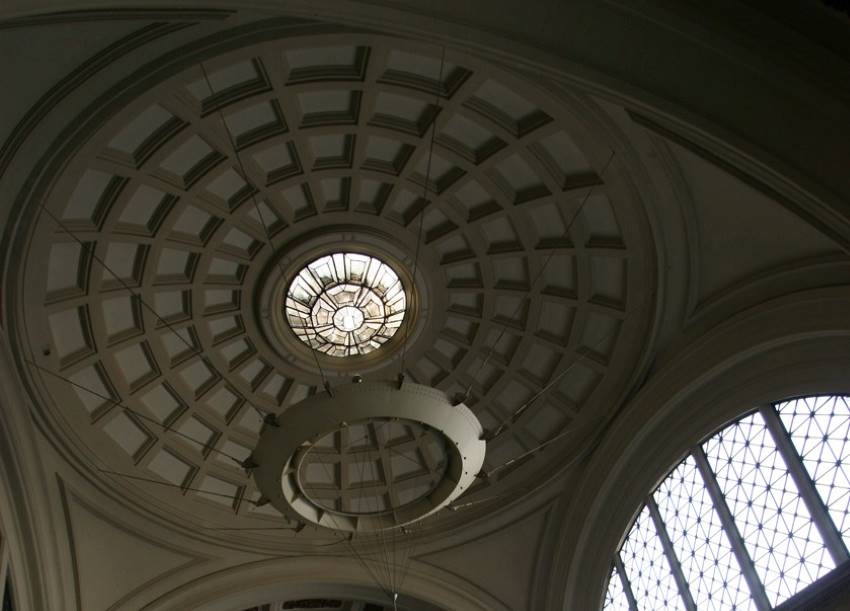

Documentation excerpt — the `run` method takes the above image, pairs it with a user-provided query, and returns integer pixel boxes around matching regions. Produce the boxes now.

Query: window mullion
[647,496,697,611]
[759,404,850,564]
[693,446,772,611]
[613,554,639,611]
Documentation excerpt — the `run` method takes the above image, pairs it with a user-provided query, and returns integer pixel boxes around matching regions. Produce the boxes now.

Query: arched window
[604,395,850,610]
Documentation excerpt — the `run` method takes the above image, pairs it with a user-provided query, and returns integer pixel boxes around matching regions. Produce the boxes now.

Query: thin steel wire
[99,469,252,503]
[27,359,247,465]
[464,150,617,398]
[399,46,447,379]
[485,292,650,442]
[198,63,331,390]
[35,205,269,422]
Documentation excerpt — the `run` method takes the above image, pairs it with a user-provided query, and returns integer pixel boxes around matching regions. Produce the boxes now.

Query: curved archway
[139,556,509,611]
[551,288,850,610]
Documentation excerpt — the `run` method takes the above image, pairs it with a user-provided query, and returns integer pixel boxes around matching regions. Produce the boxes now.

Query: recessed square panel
[207,256,246,284]
[170,205,219,244]
[381,49,471,97]
[159,135,223,188]
[116,184,175,236]
[205,168,254,210]
[147,449,192,486]
[491,154,550,204]
[310,133,354,169]
[63,169,119,226]
[412,152,463,194]
[556,362,599,404]
[286,45,369,82]
[297,90,361,127]
[178,358,219,399]
[281,184,316,220]
[46,241,90,301]
[112,341,158,390]
[153,290,191,324]
[107,104,184,166]
[224,100,286,147]
[48,306,94,366]
[186,59,270,113]
[195,474,238,506]
[452,179,500,221]
[101,295,143,344]
[370,92,437,136]
[362,136,413,175]
[139,382,184,423]
[101,242,148,290]
[69,364,117,414]
[204,288,239,314]
[160,326,199,365]
[214,438,252,466]
[466,79,551,136]
[438,114,504,163]
[204,385,242,420]
[102,412,151,458]
[177,417,216,450]
[531,130,595,188]
[221,227,259,257]
[155,248,198,284]
[219,338,254,370]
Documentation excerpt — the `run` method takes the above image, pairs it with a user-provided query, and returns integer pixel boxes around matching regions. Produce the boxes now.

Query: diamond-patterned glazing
[653,455,756,610]
[619,506,686,610]
[703,412,835,605]
[777,395,850,549]
[603,565,631,611]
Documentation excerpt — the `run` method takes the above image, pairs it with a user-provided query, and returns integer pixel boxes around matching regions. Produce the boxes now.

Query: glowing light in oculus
[285,252,407,357]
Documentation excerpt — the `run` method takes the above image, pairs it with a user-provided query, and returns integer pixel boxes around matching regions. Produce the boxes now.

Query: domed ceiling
[12,32,655,542]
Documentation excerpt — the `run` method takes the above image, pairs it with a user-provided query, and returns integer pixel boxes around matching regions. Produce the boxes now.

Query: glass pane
[703,412,834,606]
[603,565,631,611]
[777,395,850,548]
[284,252,406,357]
[619,506,687,610]
[653,455,756,610]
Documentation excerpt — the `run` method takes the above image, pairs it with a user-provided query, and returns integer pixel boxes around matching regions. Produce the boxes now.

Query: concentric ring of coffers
[252,381,485,531]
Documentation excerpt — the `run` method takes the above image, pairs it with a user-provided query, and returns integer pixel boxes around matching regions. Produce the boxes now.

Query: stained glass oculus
[285,252,406,357]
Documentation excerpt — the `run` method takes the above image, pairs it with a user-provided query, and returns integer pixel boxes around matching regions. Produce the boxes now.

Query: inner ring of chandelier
[285,253,407,358]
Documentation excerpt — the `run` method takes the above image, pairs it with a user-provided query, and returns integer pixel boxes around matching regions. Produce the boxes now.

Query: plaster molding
[142,555,509,611]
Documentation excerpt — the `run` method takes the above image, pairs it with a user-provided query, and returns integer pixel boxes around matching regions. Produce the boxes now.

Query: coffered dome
[12,32,654,541]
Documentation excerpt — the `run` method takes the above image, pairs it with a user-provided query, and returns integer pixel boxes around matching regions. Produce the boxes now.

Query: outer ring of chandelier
[284,251,408,358]
[251,381,486,532]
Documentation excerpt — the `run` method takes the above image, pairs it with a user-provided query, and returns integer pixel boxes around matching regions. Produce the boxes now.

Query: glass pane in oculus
[619,505,687,610]
[285,252,406,357]
[603,566,631,611]
[653,455,756,610]
[702,411,834,606]
[777,395,850,549]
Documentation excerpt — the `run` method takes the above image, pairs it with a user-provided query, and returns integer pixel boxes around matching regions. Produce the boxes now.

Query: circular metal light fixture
[252,381,486,532]
[284,252,406,358]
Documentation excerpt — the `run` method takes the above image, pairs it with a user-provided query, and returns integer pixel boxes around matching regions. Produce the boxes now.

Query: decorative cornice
[628,109,850,255]
[0,21,193,179]
[0,8,234,30]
